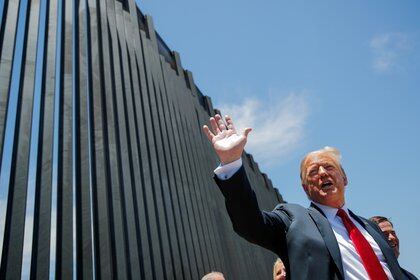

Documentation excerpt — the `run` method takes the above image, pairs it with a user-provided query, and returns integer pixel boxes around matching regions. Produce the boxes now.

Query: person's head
[273,258,286,280]
[201,271,225,280]
[300,147,348,208]
[370,216,400,258]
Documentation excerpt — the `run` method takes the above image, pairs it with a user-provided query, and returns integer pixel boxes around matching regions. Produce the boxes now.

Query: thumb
[243,127,252,138]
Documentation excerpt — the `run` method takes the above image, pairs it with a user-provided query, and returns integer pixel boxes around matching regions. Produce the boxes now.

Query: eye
[308,169,318,176]
[325,165,335,171]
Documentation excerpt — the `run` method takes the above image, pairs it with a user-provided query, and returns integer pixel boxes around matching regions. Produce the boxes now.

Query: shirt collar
[312,201,350,223]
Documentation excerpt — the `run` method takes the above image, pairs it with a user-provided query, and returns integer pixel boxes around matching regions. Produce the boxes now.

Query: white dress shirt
[313,202,394,280]
[214,158,243,180]
[215,159,394,280]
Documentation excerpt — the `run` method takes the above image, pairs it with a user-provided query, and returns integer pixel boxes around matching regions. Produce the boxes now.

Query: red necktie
[336,209,388,280]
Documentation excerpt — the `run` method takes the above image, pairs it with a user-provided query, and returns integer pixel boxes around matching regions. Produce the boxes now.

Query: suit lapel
[349,211,405,280]
[308,203,344,279]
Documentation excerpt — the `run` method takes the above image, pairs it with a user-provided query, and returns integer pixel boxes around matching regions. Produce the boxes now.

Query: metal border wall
[0,0,284,279]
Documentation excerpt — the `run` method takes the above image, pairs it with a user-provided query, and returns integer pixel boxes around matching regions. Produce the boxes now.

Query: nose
[318,166,327,175]
[388,233,397,241]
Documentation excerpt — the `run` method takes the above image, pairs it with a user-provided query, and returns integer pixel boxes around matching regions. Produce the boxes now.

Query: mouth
[321,181,333,190]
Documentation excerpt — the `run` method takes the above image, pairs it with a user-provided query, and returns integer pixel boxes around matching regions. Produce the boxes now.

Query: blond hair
[201,271,224,280]
[273,258,285,279]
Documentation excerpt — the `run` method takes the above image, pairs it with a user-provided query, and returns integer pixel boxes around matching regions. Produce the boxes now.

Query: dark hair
[369,216,393,227]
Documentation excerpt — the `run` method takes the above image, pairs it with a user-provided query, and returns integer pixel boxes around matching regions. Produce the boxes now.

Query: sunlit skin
[210,275,224,280]
[273,261,286,280]
[202,114,252,164]
[378,221,400,258]
[301,153,348,208]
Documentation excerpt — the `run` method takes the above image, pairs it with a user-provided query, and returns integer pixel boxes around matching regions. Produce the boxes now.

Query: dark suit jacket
[402,268,418,280]
[215,166,409,280]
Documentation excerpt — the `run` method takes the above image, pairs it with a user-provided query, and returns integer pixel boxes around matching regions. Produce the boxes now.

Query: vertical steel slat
[0,1,20,157]
[20,0,49,278]
[83,0,96,278]
[0,0,7,48]
[72,0,79,279]
[49,0,64,278]
[0,0,30,267]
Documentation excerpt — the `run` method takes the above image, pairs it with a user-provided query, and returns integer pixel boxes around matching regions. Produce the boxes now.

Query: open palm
[203,114,252,164]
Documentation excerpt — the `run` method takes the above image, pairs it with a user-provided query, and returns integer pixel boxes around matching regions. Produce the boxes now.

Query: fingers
[243,127,252,138]
[214,114,227,131]
[207,114,237,136]
[209,117,220,134]
[202,125,215,142]
[225,115,237,133]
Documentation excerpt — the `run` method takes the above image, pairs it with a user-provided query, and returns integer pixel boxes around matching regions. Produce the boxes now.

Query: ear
[340,167,348,186]
[343,176,348,186]
[302,184,309,193]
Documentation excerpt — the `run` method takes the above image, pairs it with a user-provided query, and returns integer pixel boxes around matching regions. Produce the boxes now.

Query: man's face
[378,221,400,258]
[273,262,286,280]
[302,153,347,208]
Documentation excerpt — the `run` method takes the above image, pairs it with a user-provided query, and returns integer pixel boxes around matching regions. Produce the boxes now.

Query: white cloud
[218,92,309,166]
[370,33,411,72]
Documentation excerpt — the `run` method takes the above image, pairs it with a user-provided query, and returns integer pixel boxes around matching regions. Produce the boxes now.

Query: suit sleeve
[402,268,419,280]
[214,165,290,254]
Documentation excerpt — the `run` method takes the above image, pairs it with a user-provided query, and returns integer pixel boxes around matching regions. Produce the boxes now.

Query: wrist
[220,156,241,165]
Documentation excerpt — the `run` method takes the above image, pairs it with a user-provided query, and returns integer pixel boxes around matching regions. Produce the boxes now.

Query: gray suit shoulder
[273,203,308,215]
[274,203,306,211]
[402,268,418,280]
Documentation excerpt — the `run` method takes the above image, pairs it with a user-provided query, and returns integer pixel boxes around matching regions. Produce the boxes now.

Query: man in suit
[202,114,409,280]
[369,217,400,259]
[369,216,418,279]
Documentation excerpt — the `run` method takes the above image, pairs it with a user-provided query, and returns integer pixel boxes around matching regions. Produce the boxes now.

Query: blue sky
[136,0,420,275]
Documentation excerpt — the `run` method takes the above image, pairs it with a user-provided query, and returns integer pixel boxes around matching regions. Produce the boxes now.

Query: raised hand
[202,114,252,164]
